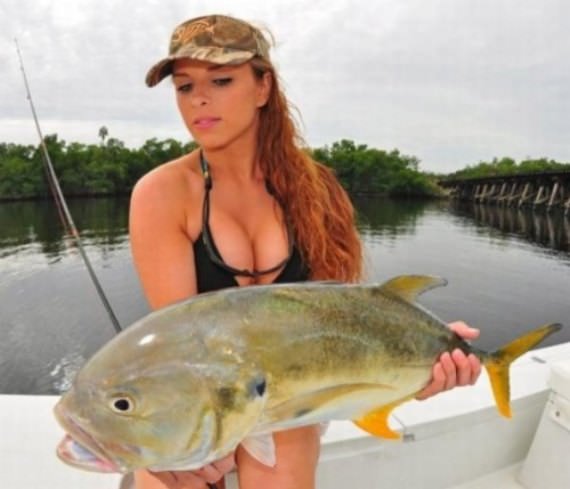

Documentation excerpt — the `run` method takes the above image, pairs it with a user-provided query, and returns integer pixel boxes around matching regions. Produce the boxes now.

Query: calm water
[1,196,569,395]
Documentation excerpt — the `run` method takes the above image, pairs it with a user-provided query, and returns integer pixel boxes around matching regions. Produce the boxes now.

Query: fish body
[54,275,562,473]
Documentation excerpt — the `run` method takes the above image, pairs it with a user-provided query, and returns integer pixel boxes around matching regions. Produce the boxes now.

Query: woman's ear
[256,71,272,108]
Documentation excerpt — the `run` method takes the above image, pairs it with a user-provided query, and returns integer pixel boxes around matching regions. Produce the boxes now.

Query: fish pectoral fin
[240,433,276,467]
[353,396,413,440]
[262,383,395,428]
[377,275,447,303]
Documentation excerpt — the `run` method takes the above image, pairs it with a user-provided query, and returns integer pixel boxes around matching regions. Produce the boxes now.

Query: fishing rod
[16,40,222,489]
[14,38,122,334]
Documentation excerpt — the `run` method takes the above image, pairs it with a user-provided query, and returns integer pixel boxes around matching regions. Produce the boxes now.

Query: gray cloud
[2,0,569,172]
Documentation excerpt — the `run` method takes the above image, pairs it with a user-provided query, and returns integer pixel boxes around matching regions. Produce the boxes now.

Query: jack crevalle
[54,275,562,473]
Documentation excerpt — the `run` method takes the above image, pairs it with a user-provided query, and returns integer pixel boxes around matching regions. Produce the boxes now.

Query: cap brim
[145,58,176,87]
[145,49,256,87]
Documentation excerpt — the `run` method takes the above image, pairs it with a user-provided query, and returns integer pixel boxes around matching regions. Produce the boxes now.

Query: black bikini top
[192,151,309,293]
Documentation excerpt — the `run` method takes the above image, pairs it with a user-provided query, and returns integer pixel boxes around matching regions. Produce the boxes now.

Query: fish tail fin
[484,322,562,418]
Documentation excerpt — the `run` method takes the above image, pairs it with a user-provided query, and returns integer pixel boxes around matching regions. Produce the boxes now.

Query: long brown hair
[251,57,362,282]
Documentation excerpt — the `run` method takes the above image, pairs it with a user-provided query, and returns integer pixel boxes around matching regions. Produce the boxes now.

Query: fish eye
[109,396,135,414]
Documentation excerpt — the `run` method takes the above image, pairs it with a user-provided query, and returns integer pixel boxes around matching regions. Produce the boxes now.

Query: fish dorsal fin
[377,275,447,303]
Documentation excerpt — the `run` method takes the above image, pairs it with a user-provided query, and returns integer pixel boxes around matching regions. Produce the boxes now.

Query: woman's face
[172,59,271,151]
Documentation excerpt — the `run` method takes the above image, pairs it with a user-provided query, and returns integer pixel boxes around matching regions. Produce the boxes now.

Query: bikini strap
[199,150,212,191]
[198,149,294,278]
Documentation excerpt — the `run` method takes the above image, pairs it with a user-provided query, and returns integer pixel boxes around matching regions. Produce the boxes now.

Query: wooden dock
[439,171,570,215]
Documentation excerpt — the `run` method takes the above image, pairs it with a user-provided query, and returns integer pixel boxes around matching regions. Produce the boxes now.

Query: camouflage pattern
[145,14,270,87]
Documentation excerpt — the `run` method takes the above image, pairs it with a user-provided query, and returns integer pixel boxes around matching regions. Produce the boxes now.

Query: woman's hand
[416,321,482,401]
[135,454,236,488]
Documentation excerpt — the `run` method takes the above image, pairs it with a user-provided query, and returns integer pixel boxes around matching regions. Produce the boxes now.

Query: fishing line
[14,38,122,334]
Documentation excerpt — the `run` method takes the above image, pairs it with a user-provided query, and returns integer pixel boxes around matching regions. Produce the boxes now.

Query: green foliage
[448,156,570,180]
[0,134,434,199]
[311,139,435,197]
[0,134,196,200]
[0,155,44,198]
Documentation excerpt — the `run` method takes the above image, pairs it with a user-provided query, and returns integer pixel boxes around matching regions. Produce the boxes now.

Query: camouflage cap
[145,14,270,87]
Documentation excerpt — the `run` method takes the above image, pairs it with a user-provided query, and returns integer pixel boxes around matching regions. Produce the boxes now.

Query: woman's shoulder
[129,153,204,236]
[132,151,201,199]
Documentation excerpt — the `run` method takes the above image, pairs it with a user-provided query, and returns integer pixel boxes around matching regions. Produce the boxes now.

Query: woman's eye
[213,77,233,87]
[176,83,193,93]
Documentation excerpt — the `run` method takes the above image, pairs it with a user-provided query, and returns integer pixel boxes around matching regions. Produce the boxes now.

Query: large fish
[54,275,561,474]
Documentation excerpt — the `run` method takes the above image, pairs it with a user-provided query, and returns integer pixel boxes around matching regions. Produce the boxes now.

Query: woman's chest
[187,185,292,286]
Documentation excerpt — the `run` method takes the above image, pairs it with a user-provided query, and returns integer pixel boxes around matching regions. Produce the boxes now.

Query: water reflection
[0,197,130,259]
[449,202,570,253]
[3,198,569,260]
[354,196,428,240]
[0,197,433,259]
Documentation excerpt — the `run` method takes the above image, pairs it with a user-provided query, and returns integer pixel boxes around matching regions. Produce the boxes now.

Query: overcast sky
[2,0,569,172]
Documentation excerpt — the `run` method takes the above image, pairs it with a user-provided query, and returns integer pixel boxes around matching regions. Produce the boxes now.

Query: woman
[129,14,481,489]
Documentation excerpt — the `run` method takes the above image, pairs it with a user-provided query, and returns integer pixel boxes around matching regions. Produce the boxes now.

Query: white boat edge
[2,341,569,489]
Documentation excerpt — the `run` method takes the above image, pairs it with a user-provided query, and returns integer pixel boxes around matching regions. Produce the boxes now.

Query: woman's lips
[193,117,220,129]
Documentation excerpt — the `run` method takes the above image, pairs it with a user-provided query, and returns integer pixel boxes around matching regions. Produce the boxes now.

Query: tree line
[446,156,570,180]
[0,135,197,200]
[0,134,440,200]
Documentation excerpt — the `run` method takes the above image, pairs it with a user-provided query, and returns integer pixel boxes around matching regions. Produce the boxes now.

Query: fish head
[54,337,268,473]
[54,361,213,472]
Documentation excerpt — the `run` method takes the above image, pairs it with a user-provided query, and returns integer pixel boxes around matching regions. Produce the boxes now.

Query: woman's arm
[129,166,197,309]
[134,456,235,489]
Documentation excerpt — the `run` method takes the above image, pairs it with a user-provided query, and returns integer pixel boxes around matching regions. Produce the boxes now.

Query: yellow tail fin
[485,323,562,418]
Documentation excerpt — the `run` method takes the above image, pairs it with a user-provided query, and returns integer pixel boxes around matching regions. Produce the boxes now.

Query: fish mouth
[54,403,125,473]
[56,434,120,473]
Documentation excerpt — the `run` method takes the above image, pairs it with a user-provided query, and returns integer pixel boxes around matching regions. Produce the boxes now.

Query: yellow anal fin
[353,396,412,440]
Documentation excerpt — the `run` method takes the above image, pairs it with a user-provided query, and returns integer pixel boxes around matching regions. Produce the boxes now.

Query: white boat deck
[451,464,524,489]
[1,341,569,489]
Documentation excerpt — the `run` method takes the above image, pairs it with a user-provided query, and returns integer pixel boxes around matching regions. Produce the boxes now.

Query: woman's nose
[189,87,209,107]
